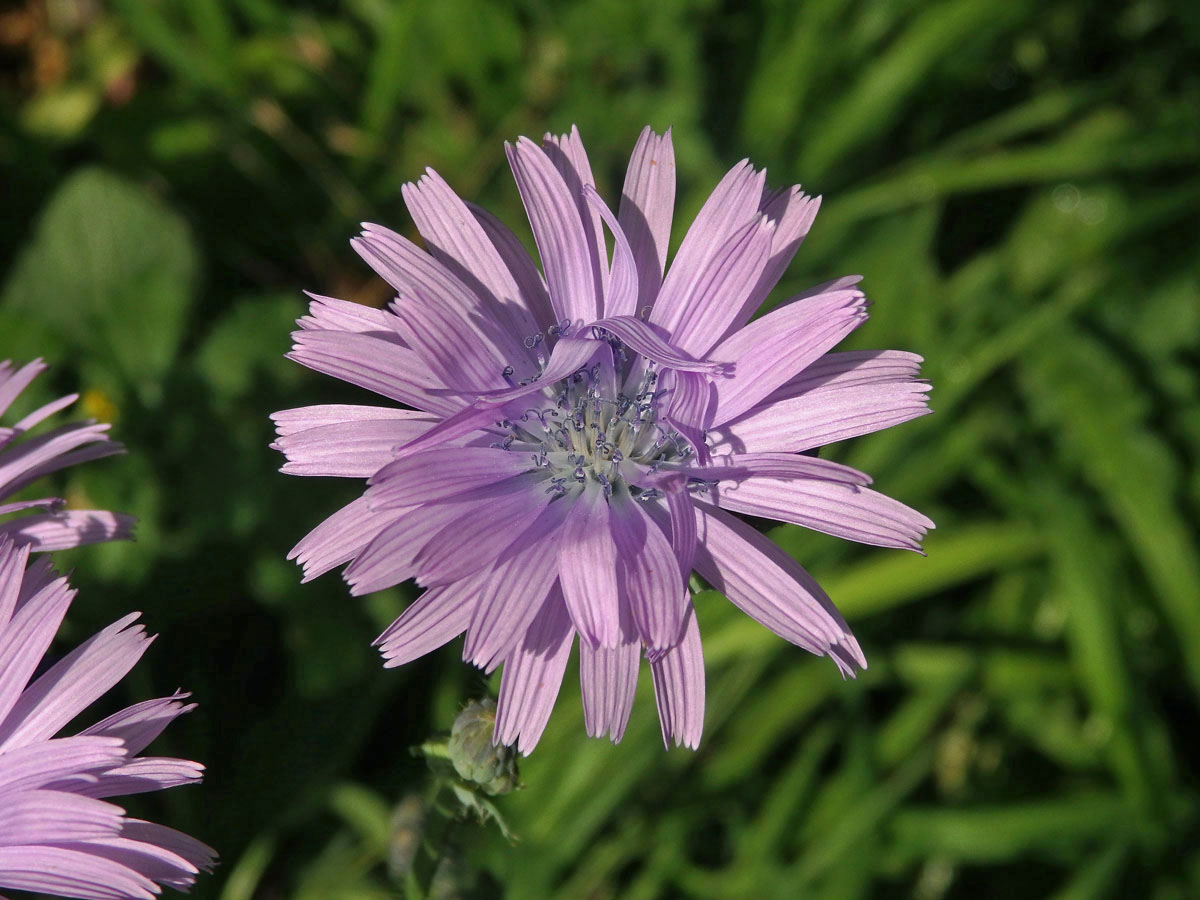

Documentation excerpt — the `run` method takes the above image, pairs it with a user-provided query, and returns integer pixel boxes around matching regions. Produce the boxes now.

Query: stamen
[497,341,691,498]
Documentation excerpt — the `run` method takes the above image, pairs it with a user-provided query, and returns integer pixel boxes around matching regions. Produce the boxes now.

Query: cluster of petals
[1,359,134,552]
[273,125,933,753]
[0,535,214,899]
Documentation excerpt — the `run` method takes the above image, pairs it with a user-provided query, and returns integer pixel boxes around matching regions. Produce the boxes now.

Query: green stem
[404,782,455,900]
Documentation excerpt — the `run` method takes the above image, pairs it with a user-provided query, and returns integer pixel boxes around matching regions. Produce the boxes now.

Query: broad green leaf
[1,167,197,405]
[194,293,303,402]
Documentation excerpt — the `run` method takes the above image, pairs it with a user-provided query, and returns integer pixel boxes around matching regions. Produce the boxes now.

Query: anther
[521,408,550,427]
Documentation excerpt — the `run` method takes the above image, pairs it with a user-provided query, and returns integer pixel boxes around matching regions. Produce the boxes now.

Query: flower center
[493,348,692,498]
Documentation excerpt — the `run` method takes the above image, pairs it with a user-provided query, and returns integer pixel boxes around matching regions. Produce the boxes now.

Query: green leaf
[218,834,278,900]
[328,783,393,855]
[1,168,197,406]
[799,0,1035,177]
[1020,332,1200,695]
[194,293,303,402]
[789,523,1042,621]
[1047,843,1129,900]
[795,747,932,883]
[1043,487,1168,815]
[890,794,1133,863]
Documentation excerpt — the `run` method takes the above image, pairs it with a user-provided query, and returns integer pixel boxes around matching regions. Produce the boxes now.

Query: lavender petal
[618,126,675,313]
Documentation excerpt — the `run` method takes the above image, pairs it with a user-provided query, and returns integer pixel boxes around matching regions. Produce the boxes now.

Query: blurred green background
[2,0,1199,897]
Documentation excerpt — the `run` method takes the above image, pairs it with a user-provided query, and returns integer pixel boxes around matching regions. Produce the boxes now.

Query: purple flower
[273,126,933,752]
[0,536,214,899]
[1,359,135,551]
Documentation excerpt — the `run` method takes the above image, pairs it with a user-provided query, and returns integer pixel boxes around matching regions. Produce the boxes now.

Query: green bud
[446,699,519,795]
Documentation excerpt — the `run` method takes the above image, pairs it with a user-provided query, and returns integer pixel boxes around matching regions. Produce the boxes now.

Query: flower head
[0,535,214,898]
[274,126,933,752]
[1,359,134,551]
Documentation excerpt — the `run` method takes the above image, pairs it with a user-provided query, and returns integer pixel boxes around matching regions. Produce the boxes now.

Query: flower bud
[447,699,519,795]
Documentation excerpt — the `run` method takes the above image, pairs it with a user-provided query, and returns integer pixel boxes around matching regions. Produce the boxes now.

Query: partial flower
[273,125,933,753]
[0,359,134,551]
[0,535,214,899]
